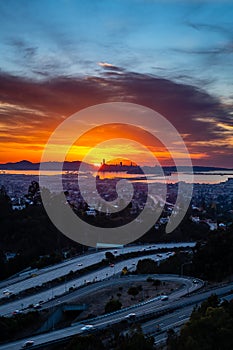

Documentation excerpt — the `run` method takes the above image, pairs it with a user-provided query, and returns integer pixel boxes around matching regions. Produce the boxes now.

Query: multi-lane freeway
[0,274,203,350]
[147,291,233,346]
[1,277,233,350]
[0,252,176,315]
[0,243,195,316]
[0,242,205,349]
[0,243,195,297]
[1,253,233,350]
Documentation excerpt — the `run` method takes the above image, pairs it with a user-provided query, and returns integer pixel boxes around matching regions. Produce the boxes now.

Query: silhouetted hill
[0,160,232,173]
[0,160,95,171]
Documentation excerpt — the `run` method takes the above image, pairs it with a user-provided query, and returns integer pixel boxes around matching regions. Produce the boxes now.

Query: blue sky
[1,0,232,98]
[0,0,232,166]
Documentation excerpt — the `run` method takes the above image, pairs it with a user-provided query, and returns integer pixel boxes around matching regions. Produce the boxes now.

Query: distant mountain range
[0,160,95,171]
[0,160,232,173]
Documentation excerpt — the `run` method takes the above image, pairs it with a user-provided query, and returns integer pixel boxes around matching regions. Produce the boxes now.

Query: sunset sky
[0,0,232,167]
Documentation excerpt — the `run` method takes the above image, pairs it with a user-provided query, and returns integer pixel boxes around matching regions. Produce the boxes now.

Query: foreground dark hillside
[0,203,83,279]
[167,295,233,350]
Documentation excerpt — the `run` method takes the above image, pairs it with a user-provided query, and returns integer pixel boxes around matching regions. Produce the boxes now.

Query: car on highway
[2,289,13,296]
[80,324,95,332]
[21,340,34,348]
[12,309,22,315]
[3,289,10,294]
[125,313,136,320]
[160,295,169,301]
[193,279,199,284]
[77,263,83,266]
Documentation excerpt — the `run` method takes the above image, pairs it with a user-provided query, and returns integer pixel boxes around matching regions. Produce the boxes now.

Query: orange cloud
[0,71,232,167]
[66,123,177,166]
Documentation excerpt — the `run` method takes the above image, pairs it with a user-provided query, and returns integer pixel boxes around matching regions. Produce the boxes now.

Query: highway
[0,275,233,350]
[0,252,178,315]
[142,304,194,344]
[0,274,202,350]
[0,242,195,298]
[0,278,233,350]
[40,273,191,310]
[146,292,233,346]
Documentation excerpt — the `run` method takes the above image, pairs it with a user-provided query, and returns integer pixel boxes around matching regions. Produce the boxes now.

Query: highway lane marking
[0,273,194,316]
[0,244,196,297]
[0,253,169,298]
[154,337,167,345]
[142,308,192,334]
[165,318,190,329]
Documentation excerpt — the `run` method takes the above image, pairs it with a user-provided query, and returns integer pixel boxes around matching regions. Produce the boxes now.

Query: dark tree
[127,286,139,300]
[105,251,115,262]
[0,185,11,218]
[168,295,233,350]
[136,258,158,274]
[105,299,122,313]
[153,279,161,288]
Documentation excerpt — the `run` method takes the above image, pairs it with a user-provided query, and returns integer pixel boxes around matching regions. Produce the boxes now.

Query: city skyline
[0,0,232,167]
